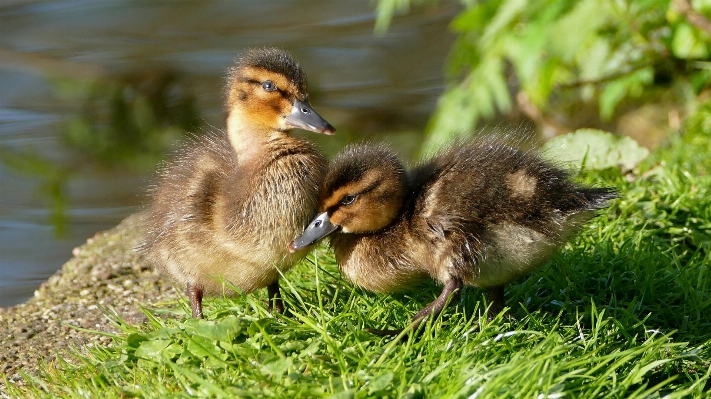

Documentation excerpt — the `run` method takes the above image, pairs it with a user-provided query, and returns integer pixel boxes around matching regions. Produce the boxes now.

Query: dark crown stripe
[237,47,308,94]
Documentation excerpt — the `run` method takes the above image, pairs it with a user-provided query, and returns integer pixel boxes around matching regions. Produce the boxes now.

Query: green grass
[6,129,711,398]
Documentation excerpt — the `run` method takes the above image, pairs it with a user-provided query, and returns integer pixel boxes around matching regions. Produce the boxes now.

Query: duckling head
[225,47,335,143]
[289,144,406,252]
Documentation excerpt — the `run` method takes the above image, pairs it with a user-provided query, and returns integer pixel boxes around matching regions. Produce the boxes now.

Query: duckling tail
[580,187,619,210]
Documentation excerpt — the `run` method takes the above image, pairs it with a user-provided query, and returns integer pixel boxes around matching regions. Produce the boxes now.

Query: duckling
[142,47,335,319]
[289,138,617,335]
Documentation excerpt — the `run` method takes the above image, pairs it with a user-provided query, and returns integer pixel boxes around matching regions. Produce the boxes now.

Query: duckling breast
[143,133,325,295]
[331,228,430,293]
[224,138,326,245]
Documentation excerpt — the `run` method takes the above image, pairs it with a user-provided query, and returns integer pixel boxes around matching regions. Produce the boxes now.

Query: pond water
[0,1,458,306]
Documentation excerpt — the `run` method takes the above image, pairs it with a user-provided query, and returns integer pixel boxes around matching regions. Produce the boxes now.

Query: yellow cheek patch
[245,100,284,128]
[226,67,300,129]
[352,208,391,232]
[329,208,350,227]
[329,199,395,233]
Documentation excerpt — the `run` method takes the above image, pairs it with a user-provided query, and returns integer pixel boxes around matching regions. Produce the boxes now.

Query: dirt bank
[0,213,180,393]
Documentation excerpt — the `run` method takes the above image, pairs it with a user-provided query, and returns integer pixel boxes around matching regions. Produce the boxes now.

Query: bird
[289,137,617,335]
[141,47,335,319]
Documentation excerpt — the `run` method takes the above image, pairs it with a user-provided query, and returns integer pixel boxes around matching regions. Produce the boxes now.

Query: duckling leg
[267,281,284,315]
[411,278,463,325]
[367,278,463,337]
[486,285,507,319]
[187,283,204,319]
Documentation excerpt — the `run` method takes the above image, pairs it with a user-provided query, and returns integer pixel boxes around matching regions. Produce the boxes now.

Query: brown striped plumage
[142,48,334,318]
[290,137,617,335]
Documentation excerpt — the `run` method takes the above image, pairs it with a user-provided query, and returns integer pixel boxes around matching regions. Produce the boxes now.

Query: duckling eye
[341,195,356,205]
[262,80,277,92]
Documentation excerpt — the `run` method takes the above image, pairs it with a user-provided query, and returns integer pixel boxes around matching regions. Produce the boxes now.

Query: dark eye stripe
[360,179,383,196]
[325,178,383,214]
[239,78,292,99]
[276,88,291,100]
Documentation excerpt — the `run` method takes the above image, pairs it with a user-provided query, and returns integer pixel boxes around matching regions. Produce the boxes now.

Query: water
[0,1,457,306]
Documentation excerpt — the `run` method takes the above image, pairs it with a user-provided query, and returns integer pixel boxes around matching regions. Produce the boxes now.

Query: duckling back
[301,138,616,293]
[411,139,617,288]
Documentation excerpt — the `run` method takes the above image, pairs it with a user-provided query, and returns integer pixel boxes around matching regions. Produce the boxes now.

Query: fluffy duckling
[142,48,335,319]
[289,138,617,335]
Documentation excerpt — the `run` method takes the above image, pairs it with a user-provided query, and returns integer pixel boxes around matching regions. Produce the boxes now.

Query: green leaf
[599,79,629,121]
[598,67,654,120]
[542,128,650,170]
[164,343,185,358]
[368,371,394,394]
[299,340,322,358]
[168,362,231,397]
[247,318,275,337]
[126,333,149,349]
[261,357,294,377]
[549,0,607,62]
[328,389,355,399]
[578,38,611,100]
[134,339,171,361]
[672,22,710,59]
[424,56,511,152]
[191,315,243,343]
[481,0,527,47]
[187,334,221,359]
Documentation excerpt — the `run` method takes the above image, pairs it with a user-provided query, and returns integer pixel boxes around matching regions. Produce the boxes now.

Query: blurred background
[1,0,709,307]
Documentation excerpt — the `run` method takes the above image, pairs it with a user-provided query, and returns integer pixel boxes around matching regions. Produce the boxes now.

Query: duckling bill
[142,47,334,319]
[290,138,617,335]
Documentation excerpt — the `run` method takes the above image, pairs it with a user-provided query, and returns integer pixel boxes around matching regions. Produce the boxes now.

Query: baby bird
[290,138,617,335]
[142,48,335,319]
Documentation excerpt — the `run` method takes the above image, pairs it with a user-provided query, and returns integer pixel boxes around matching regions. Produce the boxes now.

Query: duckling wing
[419,142,615,237]
[142,133,238,257]
[413,161,490,279]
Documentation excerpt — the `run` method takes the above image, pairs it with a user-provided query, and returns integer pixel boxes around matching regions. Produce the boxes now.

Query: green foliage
[6,127,711,398]
[542,128,650,170]
[377,0,711,149]
[680,97,711,175]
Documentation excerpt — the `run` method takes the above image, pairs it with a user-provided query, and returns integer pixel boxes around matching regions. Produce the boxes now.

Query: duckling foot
[267,281,284,315]
[365,278,464,338]
[187,283,205,319]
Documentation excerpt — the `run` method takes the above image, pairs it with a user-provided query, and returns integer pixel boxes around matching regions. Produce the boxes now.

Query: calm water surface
[0,1,457,306]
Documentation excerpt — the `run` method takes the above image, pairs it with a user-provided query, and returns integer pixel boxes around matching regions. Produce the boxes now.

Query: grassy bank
[5,129,710,398]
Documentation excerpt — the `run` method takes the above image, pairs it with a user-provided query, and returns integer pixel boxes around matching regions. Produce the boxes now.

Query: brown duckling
[142,47,335,319]
[289,138,617,335]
